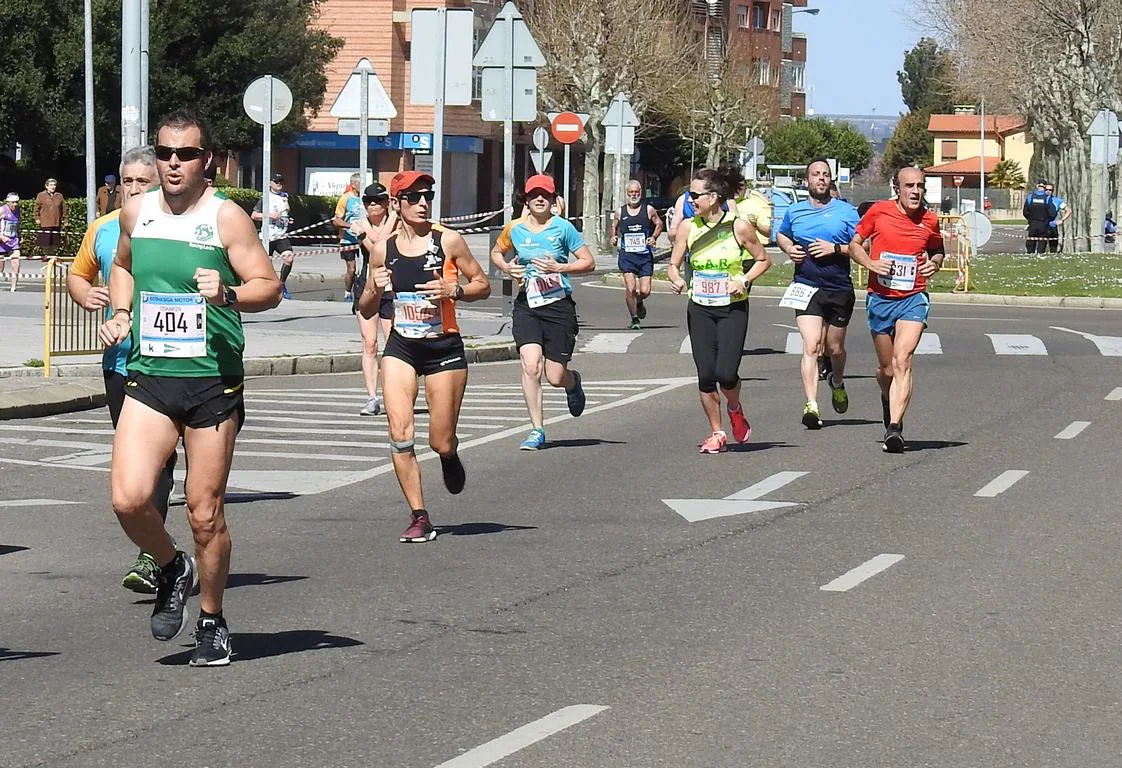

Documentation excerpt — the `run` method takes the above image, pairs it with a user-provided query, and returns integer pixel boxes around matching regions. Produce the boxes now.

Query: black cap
[363,182,388,199]
[271,172,284,183]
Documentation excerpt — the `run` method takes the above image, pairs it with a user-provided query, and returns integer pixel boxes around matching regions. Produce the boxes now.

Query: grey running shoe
[360,396,383,416]
[190,616,232,667]
[151,552,195,641]
[122,552,159,594]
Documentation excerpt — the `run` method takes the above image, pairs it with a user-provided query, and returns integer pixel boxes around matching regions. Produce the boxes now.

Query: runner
[848,166,945,453]
[332,172,364,301]
[99,108,282,665]
[0,193,20,292]
[610,179,662,329]
[352,182,398,416]
[489,174,594,451]
[667,168,770,453]
[775,159,860,430]
[251,172,294,299]
[358,171,489,542]
[69,145,180,594]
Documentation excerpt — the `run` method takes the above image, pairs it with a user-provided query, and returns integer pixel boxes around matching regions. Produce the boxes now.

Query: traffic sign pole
[262,75,273,252]
[432,7,447,220]
[563,144,570,209]
[502,10,514,316]
[359,68,370,190]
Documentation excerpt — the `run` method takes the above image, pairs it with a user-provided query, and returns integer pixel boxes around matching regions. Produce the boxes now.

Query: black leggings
[687,300,748,393]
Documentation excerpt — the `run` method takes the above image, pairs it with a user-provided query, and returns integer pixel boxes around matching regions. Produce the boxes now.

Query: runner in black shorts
[776,159,860,429]
[489,174,595,451]
[358,170,490,543]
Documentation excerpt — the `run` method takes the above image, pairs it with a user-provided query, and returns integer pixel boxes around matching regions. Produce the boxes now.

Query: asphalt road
[3,281,1122,767]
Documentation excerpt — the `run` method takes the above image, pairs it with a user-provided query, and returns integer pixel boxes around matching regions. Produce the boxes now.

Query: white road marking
[1054,421,1090,440]
[725,471,808,500]
[820,554,905,592]
[785,332,802,354]
[0,499,85,507]
[986,333,1048,356]
[1051,326,1122,356]
[915,333,942,354]
[679,334,692,354]
[773,322,798,330]
[434,705,609,768]
[579,332,642,353]
[974,470,1030,497]
[0,424,114,436]
[1106,387,1122,401]
[664,471,807,522]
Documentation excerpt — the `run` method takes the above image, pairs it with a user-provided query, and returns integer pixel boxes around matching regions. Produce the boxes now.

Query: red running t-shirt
[856,200,944,299]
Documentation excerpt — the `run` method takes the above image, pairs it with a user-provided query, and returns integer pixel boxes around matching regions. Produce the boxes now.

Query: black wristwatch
[833,243,843,255]
[223,287,238,307]
[453,285,465,301]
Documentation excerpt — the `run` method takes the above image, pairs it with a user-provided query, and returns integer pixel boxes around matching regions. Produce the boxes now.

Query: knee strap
[389,438,415,454]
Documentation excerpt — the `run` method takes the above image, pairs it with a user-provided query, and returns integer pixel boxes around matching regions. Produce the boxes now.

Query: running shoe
[344,290,353,302]
[281,284,291,300]
[881,396,891,430]
[883,423,906,453]
[566,370,586,417]
[637,299,647,320]
[400,510,437,543]
[122,552,160,594]
[817,356,832,381]
[519,428,546,451]
[190,616,232,667]
[151,552,196,641]
[829,377,849,414]
[440,453,466,494]
[629,318,641,330]
[360,396,383,416]
[801,402,823,430]
[728,404,751,443]
[699,431,728,454]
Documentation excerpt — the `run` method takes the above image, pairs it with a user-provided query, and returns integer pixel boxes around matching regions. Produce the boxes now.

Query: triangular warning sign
[329,59,398,119]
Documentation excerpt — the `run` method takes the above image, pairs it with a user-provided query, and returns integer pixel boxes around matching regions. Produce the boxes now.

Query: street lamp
[792,7,820,14]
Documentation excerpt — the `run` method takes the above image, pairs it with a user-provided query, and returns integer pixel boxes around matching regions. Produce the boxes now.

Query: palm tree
[988,159,1026,189]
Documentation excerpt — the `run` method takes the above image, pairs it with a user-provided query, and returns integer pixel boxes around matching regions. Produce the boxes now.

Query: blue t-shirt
[778,198,860,291]
[500,215,586,297]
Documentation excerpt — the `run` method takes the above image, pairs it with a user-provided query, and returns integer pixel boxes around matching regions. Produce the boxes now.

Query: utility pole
[121,0,142,152]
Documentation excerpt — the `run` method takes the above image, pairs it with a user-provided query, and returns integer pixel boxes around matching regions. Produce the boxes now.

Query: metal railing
[43,257,102,376]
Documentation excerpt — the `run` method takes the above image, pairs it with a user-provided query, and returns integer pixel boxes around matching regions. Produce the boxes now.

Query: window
[770,9,781,30]
[792,63,805,92]
[751,2,768,29]
[943,140,958,161]
[754,58,771,87]
[737,4,748,28]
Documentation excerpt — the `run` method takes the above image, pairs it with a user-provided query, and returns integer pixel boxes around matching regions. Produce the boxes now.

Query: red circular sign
[550,112,585,145]
[953,175,965,187]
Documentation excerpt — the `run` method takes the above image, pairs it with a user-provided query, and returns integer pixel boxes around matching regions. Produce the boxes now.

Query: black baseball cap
[363,182,389,201]
[270,172,284,183]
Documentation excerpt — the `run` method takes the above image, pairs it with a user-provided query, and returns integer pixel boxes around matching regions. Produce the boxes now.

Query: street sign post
[1089,108,1120,249]
[330,59,397,197]
[336,119,390,137]
[243,75,293,251]
[549,111,588,205]
[529,149,553,173]
[604,93,640,219]
[530,126,550,173]
[410,7,474,219]
[953,175,964,212]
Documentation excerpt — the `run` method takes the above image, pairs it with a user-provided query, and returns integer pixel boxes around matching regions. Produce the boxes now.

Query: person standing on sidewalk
[251,173,295,300]
[96,175,121,217]
[69,145,179,594]
[0,193,21,292]
[353,182,397,416]
[99,108,281,666]
[610,180,662,329]
[358,170,491,543]
[332,172,364,301]
[34,178,67,261]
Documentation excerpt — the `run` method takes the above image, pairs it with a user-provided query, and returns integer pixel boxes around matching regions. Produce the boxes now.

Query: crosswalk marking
[579,332,641,353]
[915,333,942,354]
[986,333,1048,355]
[1051,326,1122,356]
[785,332,802,355]
[679,334,692,354]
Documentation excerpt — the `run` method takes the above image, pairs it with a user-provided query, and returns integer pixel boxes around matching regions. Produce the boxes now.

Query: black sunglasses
[687,190,712,201]
[397,190,435,204]
[363,195,389,205]
[154,145,207,162]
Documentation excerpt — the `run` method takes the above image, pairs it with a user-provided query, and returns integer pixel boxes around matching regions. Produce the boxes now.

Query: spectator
[940,196,953,215]
[0,192,20,292]
[33,177,67,260]
[1043,183,1071,252]
[95,174,120,216]
[1022,180,1055,254]
[1105,211,1117,251]
[983,197,992,213]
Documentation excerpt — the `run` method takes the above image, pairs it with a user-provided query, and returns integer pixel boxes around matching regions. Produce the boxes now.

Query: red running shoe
[698,431,728,454]
[728,405,751,443]
[400,510,437,543]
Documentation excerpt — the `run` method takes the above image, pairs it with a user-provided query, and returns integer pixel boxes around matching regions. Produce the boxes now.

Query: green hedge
[10,189,341,258]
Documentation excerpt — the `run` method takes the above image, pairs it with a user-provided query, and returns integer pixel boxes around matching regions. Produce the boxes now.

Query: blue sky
[797,0,921,116]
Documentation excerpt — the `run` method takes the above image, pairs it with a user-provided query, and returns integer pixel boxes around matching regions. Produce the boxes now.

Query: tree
[988,159,1025,189]
[897,37,956,114]
[763,118,872,174]
[0,0,342,182]
[881,111,933,178]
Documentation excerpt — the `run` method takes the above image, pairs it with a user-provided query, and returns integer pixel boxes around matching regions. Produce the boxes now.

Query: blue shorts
[618,250,654,277]
[866,292,930,335]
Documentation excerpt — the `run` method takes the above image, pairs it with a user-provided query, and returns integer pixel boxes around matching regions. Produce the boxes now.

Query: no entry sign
[550,112,586,145]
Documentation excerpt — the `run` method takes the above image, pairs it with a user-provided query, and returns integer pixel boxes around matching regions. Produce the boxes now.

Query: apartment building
[726,0,809,117]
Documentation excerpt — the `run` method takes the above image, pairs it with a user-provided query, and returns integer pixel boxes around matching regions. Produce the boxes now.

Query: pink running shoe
[728,405,751,443]
[698,431,728,454]
[400,510,437,543]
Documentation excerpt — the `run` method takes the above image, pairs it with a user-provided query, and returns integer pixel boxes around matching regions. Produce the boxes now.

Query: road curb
[597,272,1122,308]
[0,380,107,421]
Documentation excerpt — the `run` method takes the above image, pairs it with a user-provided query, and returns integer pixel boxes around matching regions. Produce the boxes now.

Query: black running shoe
[637,299,647,320]
[151,552,195,641]
[190,616,232,667]
[566,370,586,417]
[440,452,466,495]
[883,423,905,453]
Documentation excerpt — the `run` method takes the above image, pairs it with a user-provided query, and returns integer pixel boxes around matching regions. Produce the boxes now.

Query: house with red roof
[924,108,1034,190]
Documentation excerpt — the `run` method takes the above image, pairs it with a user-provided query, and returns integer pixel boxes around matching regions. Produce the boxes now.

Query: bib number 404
[151,310,200,334]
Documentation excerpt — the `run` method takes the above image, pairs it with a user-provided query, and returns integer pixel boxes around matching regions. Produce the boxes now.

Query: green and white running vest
[128,189,245,377]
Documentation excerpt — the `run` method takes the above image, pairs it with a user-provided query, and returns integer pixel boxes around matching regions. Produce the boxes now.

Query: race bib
[393,291,444,339]
[877,252,918,292]
[779,281,819,310]
[525,268,566,308]
[1,219,16,238]
[691,270,731,307]
[138,292,207,358]
[623,232,648,253]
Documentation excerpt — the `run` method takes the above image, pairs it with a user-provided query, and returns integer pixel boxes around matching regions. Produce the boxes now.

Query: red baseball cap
[390,170,436,197]
[524,174,556,195]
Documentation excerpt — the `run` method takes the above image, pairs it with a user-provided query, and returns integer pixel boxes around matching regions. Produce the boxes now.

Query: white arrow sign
[472,2,546,68]
[663,471,808,522]
[329,59,398,119]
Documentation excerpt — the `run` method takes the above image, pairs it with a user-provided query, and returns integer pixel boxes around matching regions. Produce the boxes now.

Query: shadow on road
[0,545,29,557]
[826,419,882,427]
[726,441,794,453]
[743,347,785,356]
[0,647,60,663]
[224,492,300,504]
[544,438,626,449]
[156,629,364,665]
[435,522,537,536]
[905,440,968,452]
[226,573,309,590]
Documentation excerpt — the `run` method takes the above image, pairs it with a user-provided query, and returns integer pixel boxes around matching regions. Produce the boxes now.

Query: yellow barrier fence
[43,257,102,377]
[855,214,973,292]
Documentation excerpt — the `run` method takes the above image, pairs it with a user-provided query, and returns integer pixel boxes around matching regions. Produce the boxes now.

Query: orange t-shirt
[855,200,944,299]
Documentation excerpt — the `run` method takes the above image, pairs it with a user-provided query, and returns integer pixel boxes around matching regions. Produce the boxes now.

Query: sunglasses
[397,190,435,204]
[687,190,713,201]
[154,145,207,162]
[526,190,554,200]
[363,195,389,205]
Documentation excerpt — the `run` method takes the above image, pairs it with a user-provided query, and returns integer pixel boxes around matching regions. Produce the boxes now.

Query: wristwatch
[112,308,132,322]
[453,285,465,301]
[223,287,238,307]
[833,243,843,255]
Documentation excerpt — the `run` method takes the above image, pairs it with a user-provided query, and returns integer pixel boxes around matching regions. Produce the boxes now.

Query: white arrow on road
[663,471,808,522]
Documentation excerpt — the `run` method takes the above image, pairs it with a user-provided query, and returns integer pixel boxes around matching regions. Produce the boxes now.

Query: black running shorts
[268,238,293,257]
[124,373,245,430]
[512,295,579,363]
[382,331,468,376]
[795,288,856,328]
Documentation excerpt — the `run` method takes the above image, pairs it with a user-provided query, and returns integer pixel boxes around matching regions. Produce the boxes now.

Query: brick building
[725,0,810,117]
